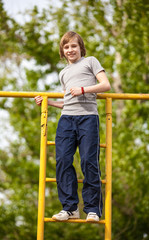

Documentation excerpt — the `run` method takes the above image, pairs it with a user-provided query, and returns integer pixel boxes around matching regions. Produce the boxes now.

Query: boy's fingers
[35,95,41,99]
[35,96,43,101]
[34,96,43,106]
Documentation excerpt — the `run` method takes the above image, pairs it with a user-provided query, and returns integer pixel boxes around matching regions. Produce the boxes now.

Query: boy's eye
[64,45,69,49]
[64,44,78,49]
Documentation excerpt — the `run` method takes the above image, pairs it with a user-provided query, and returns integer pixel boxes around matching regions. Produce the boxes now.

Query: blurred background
[0,0,149,239]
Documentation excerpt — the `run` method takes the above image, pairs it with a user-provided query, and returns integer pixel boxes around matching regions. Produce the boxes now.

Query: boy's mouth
[68,54,75,56]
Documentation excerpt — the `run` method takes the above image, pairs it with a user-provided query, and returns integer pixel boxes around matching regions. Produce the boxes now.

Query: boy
[35,31,111,222]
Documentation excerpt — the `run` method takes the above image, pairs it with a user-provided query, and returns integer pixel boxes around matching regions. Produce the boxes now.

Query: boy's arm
[84,71,111,93]
[70,71,111,96]
[48,100,64,109]
[35,96,64,109]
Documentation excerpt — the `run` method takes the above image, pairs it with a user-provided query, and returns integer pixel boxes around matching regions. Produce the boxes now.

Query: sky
[2,0,50,15]
[2,0,61,23]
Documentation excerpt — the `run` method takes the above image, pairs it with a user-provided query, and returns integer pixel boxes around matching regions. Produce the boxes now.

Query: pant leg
[55,115,79,211]
[78,115,103,217]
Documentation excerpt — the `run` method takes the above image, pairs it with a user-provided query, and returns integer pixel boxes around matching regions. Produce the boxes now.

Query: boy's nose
[68,47,73,52]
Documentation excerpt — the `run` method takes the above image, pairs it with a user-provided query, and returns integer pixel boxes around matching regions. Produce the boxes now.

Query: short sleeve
[90,56,105,76]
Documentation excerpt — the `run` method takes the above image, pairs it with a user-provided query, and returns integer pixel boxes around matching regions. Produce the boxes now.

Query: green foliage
[0,0,149,239]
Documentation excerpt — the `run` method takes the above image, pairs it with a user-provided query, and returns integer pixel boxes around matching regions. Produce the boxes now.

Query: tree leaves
[0,0,149,239]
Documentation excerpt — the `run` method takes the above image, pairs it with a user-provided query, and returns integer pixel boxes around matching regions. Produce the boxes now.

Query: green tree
[0,0,149,239]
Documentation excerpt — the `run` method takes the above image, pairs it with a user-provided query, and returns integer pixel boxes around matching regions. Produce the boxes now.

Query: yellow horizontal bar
[47,141,106,148]
[97,93,149,100]
[46,178,106,184]
[0,91,64,98]
[0,91,149,100]
[44,218,105,224]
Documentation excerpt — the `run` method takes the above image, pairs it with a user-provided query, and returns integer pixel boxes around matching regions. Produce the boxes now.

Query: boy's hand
[70,87,82,96]
[34,96,43,106]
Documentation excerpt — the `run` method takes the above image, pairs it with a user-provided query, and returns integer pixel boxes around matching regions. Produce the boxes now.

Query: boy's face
[63,37,81,64]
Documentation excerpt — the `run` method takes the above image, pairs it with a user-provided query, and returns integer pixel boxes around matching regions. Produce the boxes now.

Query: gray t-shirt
[59,56,104,115]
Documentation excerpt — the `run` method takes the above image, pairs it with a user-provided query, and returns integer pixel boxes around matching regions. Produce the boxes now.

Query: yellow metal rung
[44,218,105,224]
[46,178,106,184]
[47,141,106,148]
[47,141,55,145]
[100,144,106,148]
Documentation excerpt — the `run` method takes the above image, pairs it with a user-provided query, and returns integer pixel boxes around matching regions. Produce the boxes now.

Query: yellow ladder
[37,96,112,240]
[0,91,148,240]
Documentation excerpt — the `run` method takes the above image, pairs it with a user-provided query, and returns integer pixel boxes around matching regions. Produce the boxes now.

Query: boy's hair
[59,31,86,60]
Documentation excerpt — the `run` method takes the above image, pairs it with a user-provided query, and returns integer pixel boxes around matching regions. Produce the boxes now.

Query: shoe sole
[52,217,79,221]
[86,218,99,222]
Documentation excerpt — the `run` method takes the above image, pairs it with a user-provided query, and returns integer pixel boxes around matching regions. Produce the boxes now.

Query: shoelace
[59,210,66,214]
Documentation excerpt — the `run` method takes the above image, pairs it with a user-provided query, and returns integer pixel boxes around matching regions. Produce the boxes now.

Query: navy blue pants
[55,115,103,217]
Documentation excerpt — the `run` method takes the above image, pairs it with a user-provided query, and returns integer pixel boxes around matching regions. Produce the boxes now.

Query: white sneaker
[52,208,80,221]
[86,212,99,222]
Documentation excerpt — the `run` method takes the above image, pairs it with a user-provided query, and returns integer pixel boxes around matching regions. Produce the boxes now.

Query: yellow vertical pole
[37,96,48,240]
[105,98,112,240]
